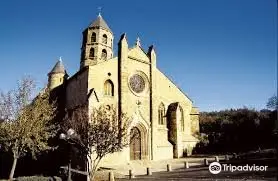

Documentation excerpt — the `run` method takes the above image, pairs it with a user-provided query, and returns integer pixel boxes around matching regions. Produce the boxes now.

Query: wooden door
[130,127,141,160]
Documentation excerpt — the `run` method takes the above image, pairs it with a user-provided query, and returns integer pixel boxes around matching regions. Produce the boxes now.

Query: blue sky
[0,0,276,111]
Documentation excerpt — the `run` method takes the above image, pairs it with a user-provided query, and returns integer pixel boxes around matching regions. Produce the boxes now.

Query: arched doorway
[130,127,141,160]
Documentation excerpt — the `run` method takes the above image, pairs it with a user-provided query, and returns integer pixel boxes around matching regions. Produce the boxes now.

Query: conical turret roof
[89,14,111,32]
[48,58,66,75]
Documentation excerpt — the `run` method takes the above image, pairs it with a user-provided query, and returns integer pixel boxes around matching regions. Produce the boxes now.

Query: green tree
[0,77,57,180]
[199,107,276,153]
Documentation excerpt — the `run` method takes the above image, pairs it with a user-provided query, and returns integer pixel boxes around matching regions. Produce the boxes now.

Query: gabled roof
[48,60,66,75]
[128,45,150,63]
[89,15,111,32]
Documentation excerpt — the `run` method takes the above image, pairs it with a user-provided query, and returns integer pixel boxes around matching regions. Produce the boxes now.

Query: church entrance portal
[130,127,141,160]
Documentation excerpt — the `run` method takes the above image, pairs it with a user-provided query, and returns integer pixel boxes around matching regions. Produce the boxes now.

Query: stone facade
[47,14,199,166]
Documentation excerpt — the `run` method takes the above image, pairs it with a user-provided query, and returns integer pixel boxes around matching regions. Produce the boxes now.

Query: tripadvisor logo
[209,162,268,174]
[209,162,221,174]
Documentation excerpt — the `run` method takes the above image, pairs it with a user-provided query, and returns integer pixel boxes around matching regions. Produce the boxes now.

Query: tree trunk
[90,158,101,181]
[9,156,18,180]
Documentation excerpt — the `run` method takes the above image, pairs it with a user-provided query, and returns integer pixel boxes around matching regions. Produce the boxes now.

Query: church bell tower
[80,14,114,69]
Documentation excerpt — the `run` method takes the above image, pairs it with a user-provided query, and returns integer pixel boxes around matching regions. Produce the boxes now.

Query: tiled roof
[89,15,111,32]
[49,60,65,74]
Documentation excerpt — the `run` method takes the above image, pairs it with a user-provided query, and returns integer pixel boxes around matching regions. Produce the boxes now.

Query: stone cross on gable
[136,37,141,47]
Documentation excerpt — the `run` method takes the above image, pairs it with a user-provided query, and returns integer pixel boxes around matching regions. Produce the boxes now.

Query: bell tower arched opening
[80,14,114,69]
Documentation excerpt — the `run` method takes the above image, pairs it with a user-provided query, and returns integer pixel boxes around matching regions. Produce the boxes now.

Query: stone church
[47,14,200,165]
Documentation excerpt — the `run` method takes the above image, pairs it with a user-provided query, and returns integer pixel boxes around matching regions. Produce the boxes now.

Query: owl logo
[209,162,222,174]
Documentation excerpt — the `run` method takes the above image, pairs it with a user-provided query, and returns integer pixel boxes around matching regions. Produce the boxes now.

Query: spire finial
[59,56,62,62]
[97,7,102,16]
[136,37,141,47]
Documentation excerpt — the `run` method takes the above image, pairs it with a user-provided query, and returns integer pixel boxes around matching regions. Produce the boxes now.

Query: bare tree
[0,77,57,180]
[267,94,278,110]
[63,105,133,181]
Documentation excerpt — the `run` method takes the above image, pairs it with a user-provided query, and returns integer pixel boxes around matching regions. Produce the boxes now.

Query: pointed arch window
[91,32,96,43]
[102,34,108,44]
[158,103,166,125]
[179,106,184,131]
[89,48,94,58]
[104,80,114,96]
[101,49,107,60]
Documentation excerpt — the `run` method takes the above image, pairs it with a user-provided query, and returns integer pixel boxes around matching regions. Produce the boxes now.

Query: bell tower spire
[80,13,114,69]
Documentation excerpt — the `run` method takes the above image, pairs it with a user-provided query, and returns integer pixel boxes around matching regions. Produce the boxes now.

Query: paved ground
[100,156,226,176]
[118,166,277,181]
[95,156,277,181]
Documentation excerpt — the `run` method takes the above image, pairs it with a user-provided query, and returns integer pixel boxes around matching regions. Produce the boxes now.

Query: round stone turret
[48,58,68,90]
